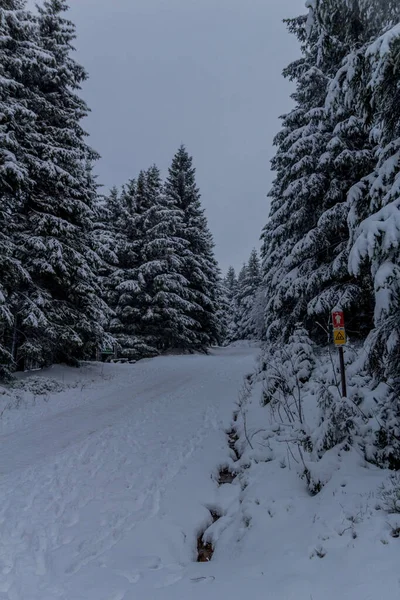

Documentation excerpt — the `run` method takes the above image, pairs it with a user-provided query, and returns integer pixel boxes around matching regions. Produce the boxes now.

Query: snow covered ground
[0,345,399,600]
[0,347,258,600]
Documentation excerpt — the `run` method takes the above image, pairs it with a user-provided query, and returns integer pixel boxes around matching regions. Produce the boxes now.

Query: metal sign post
[332,310,347,398]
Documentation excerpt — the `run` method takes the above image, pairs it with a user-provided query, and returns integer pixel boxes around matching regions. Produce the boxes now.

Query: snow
[367,23,400,58]
[0,346,399,600]
[366,24,400,89]
[227,360,400,600]
[305,0,317,38]
[0,347,258,599]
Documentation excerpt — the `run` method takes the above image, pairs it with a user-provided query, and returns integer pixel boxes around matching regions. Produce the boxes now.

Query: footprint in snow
[155,573,182,588]
[190,576,216,584]
[113,569,141,585]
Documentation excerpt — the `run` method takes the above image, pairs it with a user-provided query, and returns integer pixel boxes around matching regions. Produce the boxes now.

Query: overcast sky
[38,0,303,272]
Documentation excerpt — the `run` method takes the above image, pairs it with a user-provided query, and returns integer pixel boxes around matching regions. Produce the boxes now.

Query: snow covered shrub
[302,468,323,497]
[375,392,400,470]
[378,473,400,514]
[11,377,65,396]
[313,344,378,457]
[261,326,322,492]
[316,378,358,453]
[262,325,315,418]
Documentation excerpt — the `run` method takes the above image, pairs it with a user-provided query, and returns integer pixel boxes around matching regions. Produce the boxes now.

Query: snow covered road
[0,346,258,600]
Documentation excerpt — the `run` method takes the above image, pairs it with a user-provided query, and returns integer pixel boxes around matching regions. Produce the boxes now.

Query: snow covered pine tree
[10,0,108,368]
[236,249,263,340]
[262,0,379,346]
[260,0,400,471]
[164,146,223,350]
[0,0,38,375]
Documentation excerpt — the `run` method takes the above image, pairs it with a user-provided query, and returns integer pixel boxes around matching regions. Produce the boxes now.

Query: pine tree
[11,0,109,367]
[165,146,222,349]
[260,0,400,467]
[93,187,122,282]
[261,0,383,345]
[233,263,248,340]
[223,266,239,343]
[139,165,200,352]
[346,20,400,384]
[261,10,331,343]
[224,267,237,304]
[107,164,202,358]
[106,177,144,359]
[237,249,262,340]
[0,0,51,372]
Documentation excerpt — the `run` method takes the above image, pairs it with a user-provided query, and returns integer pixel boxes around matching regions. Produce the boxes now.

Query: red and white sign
[332,311,345,330]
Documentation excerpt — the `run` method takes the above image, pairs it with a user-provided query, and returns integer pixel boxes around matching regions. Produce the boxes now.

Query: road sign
[332,310,347,396]
[333,329,346,346]
[332,311,345,329]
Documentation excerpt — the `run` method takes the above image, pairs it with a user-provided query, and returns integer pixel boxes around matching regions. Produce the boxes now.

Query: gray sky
[44,0,303,273]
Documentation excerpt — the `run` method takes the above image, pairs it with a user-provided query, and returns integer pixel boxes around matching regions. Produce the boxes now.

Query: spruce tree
[165,146,222,350]
[139,165,199,352]
[237,249,262,340]
[92,186,125,352]
[224,267,237,303]
[347,20,400,383]
[12,0,109,367]
[106,177,144,359]
[107,164,201,357]
[109,168,170,358]
[260,0,400,467]
[93,187,122,282]
[0,0,51,371]
[234,263,248,340]
[344,1,400,468]
[261,10,330,343]
[222,266,239,344]
[261,0,381,345]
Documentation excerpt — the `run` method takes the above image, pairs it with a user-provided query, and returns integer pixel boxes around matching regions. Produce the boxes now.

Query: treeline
[0,1,224,377]
[223,249,265,344]
[261,0,400,466]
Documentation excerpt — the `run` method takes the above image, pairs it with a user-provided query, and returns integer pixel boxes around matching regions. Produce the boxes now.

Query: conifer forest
[1,0,400,509]
[2,1,400,598]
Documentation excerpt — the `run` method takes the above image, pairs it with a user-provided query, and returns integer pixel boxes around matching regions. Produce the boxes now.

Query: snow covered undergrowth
[1,343,399,600]
[222,345,400,600]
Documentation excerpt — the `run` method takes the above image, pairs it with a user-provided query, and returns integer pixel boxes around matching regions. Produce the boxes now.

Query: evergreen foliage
[0,0,43,373]
[139,165,200,352]
[224,249,265,343]
[0,2,225,376]
[100,156,224,359]
[16,0,108,367]
[236,249,262,340]
[261,0,380,346]
[0,0,109,370]
[223,266,239,343]
[261,0,400,468]
[164,146,222,350]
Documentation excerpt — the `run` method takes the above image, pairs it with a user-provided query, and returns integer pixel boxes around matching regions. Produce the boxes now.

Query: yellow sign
[333,329,346,346]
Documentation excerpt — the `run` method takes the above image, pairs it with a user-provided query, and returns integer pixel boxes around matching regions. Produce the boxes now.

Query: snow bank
[214,345,400,600]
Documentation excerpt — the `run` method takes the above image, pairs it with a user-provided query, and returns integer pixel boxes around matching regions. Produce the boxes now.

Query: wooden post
[338,346,347,398]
